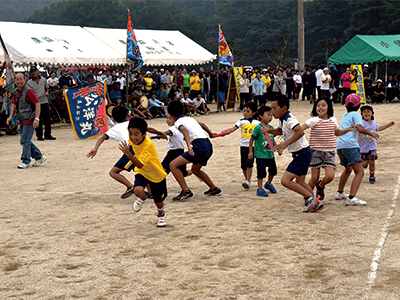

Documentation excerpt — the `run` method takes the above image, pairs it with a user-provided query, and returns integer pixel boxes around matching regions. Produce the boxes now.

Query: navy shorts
[134,174,167,203]
[114,146,135,171]
[181,138,213,166]
[256,158,277,178]
[337,148,363,166]
[240,146,254,170]
[162,149,188,176]
[286,146,312,176]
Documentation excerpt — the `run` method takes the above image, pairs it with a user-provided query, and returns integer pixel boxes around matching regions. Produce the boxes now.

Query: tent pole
[125,63,129,107]
[385,60,388,100]
[217,25,220,111]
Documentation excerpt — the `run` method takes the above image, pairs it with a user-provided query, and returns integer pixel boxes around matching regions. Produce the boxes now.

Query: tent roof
[0,21,124,66]
[328,34,400,65]
[83,27,216,66]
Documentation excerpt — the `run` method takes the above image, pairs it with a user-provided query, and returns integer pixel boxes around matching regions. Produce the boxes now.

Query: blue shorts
[114,146,135,171]
[337,148,363,166]
[134,174,167,203]
[286,146,312,176]
[181,138,213,166]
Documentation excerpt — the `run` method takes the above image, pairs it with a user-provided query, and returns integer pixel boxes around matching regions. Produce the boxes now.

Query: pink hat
[345,94,361,107]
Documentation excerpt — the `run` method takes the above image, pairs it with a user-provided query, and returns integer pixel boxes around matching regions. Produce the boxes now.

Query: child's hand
[371,132,380,140]
[261,126,271,135]
[86,149,97,158]
[118,141,131,156]
[159,132,168,139]
[275,142,287,155]
[389,121,395,127]
[348,123,356,132]
[188,144,195,156]
[248,152,253,160]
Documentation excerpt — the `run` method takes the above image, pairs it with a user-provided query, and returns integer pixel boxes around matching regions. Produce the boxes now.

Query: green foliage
[317,38,337,64]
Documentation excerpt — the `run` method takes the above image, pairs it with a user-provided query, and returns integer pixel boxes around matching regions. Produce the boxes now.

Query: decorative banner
[218,25,234,67]
[127,12,144,71]
[233,67,243,102]
[64,81,108,140]
[350,64,366,104]
[0,34,15,93]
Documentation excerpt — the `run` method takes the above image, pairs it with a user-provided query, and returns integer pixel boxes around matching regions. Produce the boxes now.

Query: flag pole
[126,9,131,107]
[217,25,220,111]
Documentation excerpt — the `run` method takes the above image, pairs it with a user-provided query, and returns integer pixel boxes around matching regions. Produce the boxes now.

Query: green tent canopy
[328,35,400,64]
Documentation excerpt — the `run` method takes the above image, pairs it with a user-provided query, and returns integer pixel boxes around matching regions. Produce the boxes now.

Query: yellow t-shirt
[144,77,153,91]
[128,137,167,183]
[190,76,200,91]
[262,77,271,92]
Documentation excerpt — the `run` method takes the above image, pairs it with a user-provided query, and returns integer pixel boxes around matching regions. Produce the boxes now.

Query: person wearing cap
[371,79,385,103]
[340,68,352,105]
[27,66,56,141]
[59,69,73,88]
[320,67,331,99]
[144,71,153,92]
[189,70,201,100]
[335,94,379,206]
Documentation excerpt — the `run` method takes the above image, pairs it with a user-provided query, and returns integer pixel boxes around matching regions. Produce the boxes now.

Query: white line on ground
[0,190,120,196]
[362,174,400,300]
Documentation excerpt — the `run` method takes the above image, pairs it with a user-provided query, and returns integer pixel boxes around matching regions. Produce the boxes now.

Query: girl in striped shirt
[301,97,354,200]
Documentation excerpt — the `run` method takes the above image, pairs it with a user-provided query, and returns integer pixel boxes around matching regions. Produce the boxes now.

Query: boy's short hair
[112,105,129,123]
[258,105,272,117]
[167,100,184,118]
[272,94,290,110]
[244,101,258,113]
[128,117,147,134]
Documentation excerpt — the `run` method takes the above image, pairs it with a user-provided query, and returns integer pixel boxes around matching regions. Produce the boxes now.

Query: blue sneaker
[256,189,269,197]
[264,183,277,193]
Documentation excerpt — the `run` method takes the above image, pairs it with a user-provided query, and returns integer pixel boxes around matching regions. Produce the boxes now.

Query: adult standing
[58,69,73,88]
[320,67,331,99]
[209,69,217,103]
[189,70,201,100]
[363,64,373,99]
[7,73,47,169]
[315,66,324,99]
[272,69,284,97]
[251,72,266,107]
[218,67,229,111]
[200,72,210,104]
[329,66,339,103]
[340,68,352,105]
[238,72,251,111]
[182,69,190,93]
[27,66,56,141]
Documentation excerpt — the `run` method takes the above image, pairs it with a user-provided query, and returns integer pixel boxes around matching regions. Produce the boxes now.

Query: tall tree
[317,38,337,63]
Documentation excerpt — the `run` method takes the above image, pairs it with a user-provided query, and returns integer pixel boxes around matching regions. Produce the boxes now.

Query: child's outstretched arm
[86,135,107,158]
[274,125,304,155]
[248,136,255,160]
[262,126,282,136]
[148,127,167,139]
[335,123,356,136]
[356,124,379,139]
[118,141,144,168]
[379,121,395,131]
[301,123,308,131]
[222,125,238,133]
[198,121,216,138]
[179,125,194,156]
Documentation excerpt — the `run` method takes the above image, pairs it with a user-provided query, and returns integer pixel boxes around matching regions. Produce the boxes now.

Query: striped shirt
[305,116,338,151]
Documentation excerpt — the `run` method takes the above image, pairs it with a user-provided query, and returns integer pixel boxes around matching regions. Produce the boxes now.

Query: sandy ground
[1,101,400,299]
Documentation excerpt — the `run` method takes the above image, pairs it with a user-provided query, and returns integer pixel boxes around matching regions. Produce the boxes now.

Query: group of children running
[87,93,394,226]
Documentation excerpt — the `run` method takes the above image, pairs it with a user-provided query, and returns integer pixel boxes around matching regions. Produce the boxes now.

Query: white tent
[0,21,124,66]
[84,27,215,66]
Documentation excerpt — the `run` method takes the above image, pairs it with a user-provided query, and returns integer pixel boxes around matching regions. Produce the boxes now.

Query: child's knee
[134,186,145,197]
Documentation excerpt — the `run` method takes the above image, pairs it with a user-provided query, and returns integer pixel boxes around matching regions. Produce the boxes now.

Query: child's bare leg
[186,170,193,177]
[321,167,335,187]
[369,160,376,173]
[267,174,274,184]
[134,185,146,199]
[308,168,320,189]
[338,165,352,191]
[257,178,263,189]
[246,167,253,182]
[281,171,312,198]
[170,156,190,191]
[362,160,369,168]
[191,163,216,190]
[349,162,364,196]
[109,167,132,188]
[296,174,313,194]
[154,201,164,217]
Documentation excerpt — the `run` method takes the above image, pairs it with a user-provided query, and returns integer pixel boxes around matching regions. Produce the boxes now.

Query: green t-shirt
[252,124,275,159]
[182,74,190,87]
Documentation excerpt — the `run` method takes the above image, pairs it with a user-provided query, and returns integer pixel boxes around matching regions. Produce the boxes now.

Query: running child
[118,117,168,227]
[248,105,277,197]
[265,95,323,212]
[301,97,355,200]
[222,101,259,189]
[358,104,394,184]
[335,94,379,206]
[168,101,221,201]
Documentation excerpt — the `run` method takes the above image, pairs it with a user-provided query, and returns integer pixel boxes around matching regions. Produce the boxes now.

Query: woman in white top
[47,71,59,87]
[239,72,251,111]
[293,70,303,101]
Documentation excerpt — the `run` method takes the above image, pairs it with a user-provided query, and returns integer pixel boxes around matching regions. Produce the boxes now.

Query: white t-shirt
[320,74,331,90]
[279,111,309,153]
[116,77,125,90]
[234,118,260,147]
[175,116,207,143]
[180,97,193,104]
[104,120,129,143]
[192,97,205,109]
[315,69,323,87]
[168,126,184,150]
[293,74,302,84]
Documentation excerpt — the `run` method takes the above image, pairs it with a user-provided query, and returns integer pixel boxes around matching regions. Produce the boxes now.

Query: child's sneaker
[264,183,277,193]
[256,189,269,197]
[242,180,250,189]
[132,198,145,212]
[145,191,153,199]
[308,201,325,213]
[205,187,222,196]
[316,180,325,200]
[121,186,134,199]
[157,214,166,227]
[345,197,367,206]
[303,194,320,212]
[334,191,348,200]
[369,177,376,184]
[172,190,193,201]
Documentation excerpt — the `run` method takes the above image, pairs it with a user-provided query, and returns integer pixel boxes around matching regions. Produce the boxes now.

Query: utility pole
[298,0,304,70]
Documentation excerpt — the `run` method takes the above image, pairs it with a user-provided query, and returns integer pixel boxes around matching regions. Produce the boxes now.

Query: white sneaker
[335,191,348,200]
[242,180,250,189]
[157,215,166,227]
[132,198,145,212]
[345,197,367,206]
[17,163,31,169]
[32,156,47,167]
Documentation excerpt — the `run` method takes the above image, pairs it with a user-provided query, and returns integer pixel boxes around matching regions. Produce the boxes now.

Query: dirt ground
[1,101,400,299]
